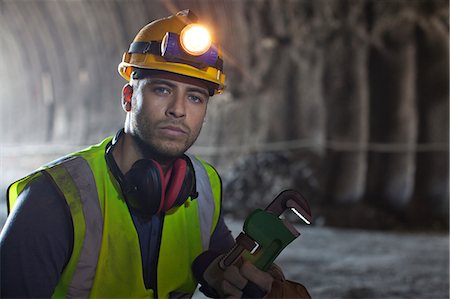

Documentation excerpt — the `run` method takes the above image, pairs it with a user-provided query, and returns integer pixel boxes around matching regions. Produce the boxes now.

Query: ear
[122,83,133,112]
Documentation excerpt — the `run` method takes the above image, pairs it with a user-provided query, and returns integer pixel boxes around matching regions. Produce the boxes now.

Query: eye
[153,86,171,95]
[188,94,207,104]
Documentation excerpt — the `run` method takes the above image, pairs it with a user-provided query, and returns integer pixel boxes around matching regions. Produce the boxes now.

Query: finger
[242,280,268,299]
[267,263,285,281]
[222,279,243,298]
[240,262,274,292]
[223,265,248,289]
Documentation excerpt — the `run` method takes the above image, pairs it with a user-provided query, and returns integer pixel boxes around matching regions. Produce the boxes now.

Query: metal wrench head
[265,190,312,224]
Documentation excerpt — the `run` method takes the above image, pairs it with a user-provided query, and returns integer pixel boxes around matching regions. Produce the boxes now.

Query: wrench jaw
[286,198,312,225]
[270,190,312,241]
[266,190,312,225]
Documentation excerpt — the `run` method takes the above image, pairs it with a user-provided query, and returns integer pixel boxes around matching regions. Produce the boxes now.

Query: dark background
[1,0,448,230]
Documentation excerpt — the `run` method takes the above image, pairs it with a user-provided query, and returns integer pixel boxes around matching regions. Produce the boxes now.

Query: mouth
[159,125,188,137]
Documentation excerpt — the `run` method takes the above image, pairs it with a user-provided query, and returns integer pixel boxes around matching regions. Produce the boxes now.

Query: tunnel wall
[1,0,448,229]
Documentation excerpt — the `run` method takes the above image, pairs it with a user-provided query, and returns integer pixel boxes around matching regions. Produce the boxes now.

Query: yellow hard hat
[118,10,225,95]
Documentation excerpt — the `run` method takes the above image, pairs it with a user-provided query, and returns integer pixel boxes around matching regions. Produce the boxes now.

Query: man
[1,10,309,298]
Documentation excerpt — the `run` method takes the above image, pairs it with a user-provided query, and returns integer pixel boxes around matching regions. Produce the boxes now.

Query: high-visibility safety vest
[7,137,222,298]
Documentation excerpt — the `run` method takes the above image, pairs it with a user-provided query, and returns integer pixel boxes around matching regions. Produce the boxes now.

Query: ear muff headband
[105,130,128,194]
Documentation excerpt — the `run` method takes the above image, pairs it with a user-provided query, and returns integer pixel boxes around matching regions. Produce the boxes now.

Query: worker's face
[126,74,209,159]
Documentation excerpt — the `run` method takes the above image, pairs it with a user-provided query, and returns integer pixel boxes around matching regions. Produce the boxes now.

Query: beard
[130,112,201,161]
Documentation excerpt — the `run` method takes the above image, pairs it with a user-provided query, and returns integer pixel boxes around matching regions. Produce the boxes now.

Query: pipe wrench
[220,189,312,271]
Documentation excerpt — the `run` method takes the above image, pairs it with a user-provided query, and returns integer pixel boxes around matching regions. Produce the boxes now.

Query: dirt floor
[1,210,448,299]
[1,153,448,299]
[194,219,449,299]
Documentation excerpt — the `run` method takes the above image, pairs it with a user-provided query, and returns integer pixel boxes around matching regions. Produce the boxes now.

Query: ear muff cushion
[125,159,164,216]
[176,158,196,205]
[162,158,187,212]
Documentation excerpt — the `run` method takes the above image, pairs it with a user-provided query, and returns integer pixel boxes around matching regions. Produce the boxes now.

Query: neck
[111,132,175,174]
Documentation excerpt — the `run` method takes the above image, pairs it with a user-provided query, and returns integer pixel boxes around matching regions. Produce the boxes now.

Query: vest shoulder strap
[45,156,103,298]
[185,153,218,251]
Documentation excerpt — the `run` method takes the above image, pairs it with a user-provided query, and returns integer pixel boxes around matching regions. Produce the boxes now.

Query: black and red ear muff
[105,129,197,219]
[123,157,196,218]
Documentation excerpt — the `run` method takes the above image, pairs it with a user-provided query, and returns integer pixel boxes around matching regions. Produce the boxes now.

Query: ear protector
[105,130,197,218]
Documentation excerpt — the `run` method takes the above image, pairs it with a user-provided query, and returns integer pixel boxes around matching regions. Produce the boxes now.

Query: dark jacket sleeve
[208,213,235,254]
[0,173,73,298]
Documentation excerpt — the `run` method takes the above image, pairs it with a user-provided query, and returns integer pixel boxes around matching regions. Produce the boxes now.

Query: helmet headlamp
[180,24,212,56]
[160,24,218,69]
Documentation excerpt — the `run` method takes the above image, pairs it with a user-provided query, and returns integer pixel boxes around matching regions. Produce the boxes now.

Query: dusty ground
[1,210,448,299]
[1,152,449,299]
[194,220,449,299]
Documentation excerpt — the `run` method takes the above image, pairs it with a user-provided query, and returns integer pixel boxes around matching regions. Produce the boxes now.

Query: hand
[221,261,274,298]
[195,251,276,298]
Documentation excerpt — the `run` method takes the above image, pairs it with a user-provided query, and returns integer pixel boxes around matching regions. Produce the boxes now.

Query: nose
[166,92,186,118]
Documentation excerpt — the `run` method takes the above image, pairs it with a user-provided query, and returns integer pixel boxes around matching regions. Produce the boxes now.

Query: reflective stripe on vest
[186,153,215,251]
[43,154,216,297]
[45,156,103,298]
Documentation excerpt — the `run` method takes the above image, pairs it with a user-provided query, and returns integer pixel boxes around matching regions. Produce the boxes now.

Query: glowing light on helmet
[118,10,226,94]
[160,25,218,69]
[180,24,212,56]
